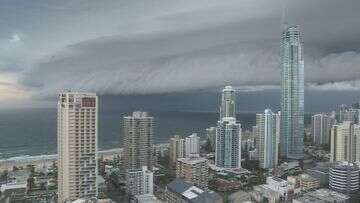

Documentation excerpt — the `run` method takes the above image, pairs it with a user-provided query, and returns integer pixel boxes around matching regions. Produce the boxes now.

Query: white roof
[0,183,27,193]
[182,186,204,199]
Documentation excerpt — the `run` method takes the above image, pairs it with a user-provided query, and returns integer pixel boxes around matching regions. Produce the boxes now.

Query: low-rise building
[250,186,280,203]
[210,178,241,192]
[293,188,350,203]
[306,163,330,186]
[299,174,320,191]
[133,194,162,203]
[250,177,294,202]
[165,179,223,203]
[228,190,252,203]
[0,183,27,202]
[125,166,154,196]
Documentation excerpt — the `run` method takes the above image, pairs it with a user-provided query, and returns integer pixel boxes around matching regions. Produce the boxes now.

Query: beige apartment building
[57,92,98,203]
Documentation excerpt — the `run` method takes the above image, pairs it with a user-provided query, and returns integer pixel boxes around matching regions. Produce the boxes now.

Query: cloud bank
[1,0,360,97]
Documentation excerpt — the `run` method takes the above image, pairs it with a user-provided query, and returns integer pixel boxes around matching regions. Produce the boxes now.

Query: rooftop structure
[165,179,222,203]
[293,188,350,203]
[133,194,162,203]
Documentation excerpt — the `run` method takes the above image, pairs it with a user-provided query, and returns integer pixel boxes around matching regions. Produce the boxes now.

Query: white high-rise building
[124,111,154,170]
[280,25,305,159]
[311,114,335,145]
[256,109,280,169]
[220,86,236,120]
[206,127,216,151]
[215,117,242,168]
[338,104,359,123]
[57,92,98,203]
[125,166,154,196]
[169,135,185,166]
[330,121,360,162]
[185,133,200,157]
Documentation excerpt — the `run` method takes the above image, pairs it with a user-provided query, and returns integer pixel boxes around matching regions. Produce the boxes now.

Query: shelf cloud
[0,0,359,97]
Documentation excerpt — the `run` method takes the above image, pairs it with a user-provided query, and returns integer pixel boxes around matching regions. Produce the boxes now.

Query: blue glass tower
[280,25,304,159]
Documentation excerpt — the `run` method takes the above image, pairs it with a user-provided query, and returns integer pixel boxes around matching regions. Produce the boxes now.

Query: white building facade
[311,114,335,146]
[57,92,98,203]
[256,109,279,169]
[123,111,154,170]
[185,133,200,157]
[125,166,154,196]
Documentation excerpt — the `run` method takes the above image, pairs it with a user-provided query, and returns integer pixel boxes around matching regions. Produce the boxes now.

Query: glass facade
[280,26,304,159]
[220,86,236,120]
[215,117,242,168]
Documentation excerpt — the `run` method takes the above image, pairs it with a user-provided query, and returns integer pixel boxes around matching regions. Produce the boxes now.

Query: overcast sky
[0,0,360,107]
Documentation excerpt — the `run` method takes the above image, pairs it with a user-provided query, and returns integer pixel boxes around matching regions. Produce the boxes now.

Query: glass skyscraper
[280,25,304,159]
[215,86,242,168]
[215,117,242,168]
[220,86,236,120]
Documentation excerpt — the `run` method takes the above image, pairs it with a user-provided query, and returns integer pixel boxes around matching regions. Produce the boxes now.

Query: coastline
[0,143,169,172]
[0,148,123,172]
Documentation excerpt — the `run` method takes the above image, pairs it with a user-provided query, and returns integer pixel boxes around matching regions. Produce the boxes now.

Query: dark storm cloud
[1,0,359,96]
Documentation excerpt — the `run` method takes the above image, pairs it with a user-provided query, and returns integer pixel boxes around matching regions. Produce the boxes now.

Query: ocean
[0,88,354,160]
[0,108,257,159]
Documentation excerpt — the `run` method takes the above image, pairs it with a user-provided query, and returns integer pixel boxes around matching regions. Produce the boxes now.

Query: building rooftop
[167,179,222,203]
[294,188,350,203]
[177,156,207,165]
[134,194,162,203]
[299,174,319,182]
[130,111,151,118]
[307,166,329,174]
[331,161,360,170]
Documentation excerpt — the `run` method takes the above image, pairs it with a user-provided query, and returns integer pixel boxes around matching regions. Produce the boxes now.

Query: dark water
[0,88,349,159]
[0,108,257,159]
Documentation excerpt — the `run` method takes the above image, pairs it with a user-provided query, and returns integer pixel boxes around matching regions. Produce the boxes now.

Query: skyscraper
[330,121,360,162]
[280,25,305,159]
[206,127,216,151]
[169,135,185,166]
[338,104,359,123]
[185,133,200,157]
[256,109,279,169]
[215,117,242,168]
[57,92,98,203]
[220,86,236,120]
[123,111,154,170]
[311,114,335,146]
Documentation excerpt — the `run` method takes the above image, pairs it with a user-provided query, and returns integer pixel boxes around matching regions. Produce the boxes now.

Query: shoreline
[0,144,169,172]
[0,148,124,172]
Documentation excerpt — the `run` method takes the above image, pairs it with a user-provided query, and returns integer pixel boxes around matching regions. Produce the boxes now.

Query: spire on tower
[281,0,288,31]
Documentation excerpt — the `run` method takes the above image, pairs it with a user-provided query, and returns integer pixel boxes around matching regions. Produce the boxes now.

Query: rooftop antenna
[281,0,288,31]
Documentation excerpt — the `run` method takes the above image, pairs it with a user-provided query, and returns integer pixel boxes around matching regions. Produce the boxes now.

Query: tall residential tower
[256,109,280,169]
[57,92,98,203]
[215,86,242,168]
[123,111,154,170]
[215,117,242,168]
[280,25,305,159]
[220,86,236,120]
